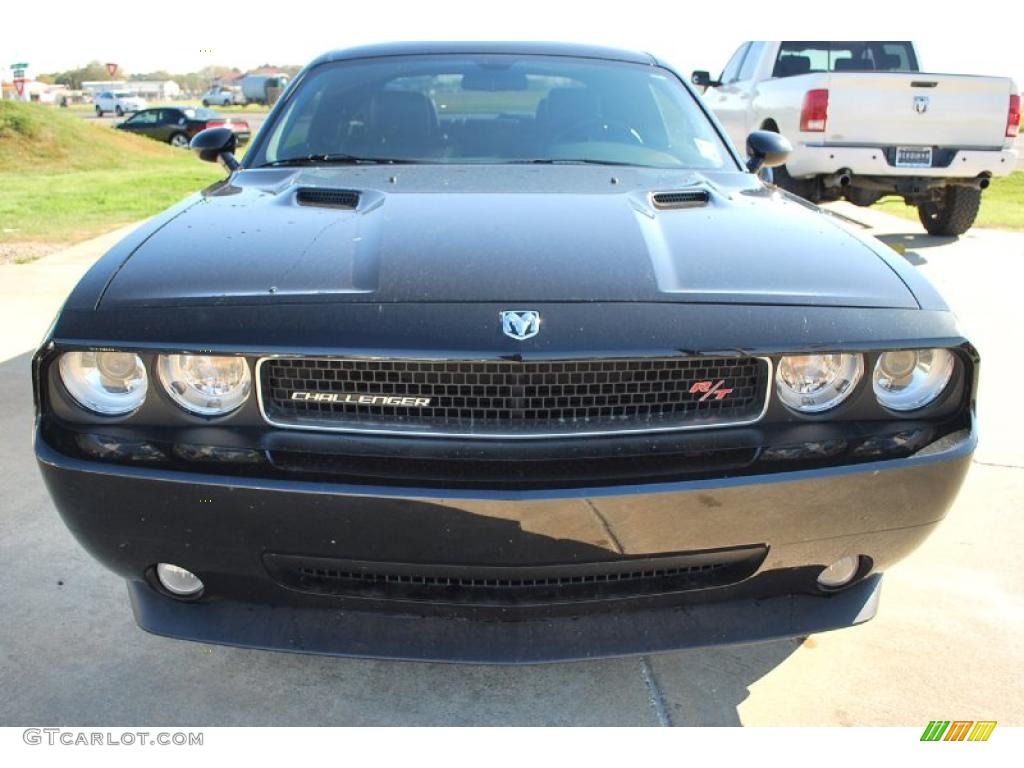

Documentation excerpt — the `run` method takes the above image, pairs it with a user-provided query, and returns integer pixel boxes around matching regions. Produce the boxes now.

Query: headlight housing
[775,353,864,413]
[58,350,149,415]
[157,354,251,416]
[873,349,955,411]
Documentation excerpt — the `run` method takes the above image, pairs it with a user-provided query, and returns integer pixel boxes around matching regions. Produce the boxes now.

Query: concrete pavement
[1,210,1021,726]
[0,223,140,362]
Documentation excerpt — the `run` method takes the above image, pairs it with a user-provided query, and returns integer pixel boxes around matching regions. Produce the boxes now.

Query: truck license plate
[895,147,933,168]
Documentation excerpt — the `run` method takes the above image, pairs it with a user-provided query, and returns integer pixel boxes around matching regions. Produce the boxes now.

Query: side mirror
[691,70,720,88]
[190,127,239,171]
[745,130,792,173]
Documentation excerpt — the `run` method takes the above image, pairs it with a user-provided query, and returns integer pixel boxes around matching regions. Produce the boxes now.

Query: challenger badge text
[290,392,432,407]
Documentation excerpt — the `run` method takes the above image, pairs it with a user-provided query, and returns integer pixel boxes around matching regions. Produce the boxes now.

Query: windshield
[250,55,733,170]
[114,91,135,98]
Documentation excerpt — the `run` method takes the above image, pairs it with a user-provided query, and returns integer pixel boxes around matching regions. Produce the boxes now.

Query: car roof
[309,41,660,67]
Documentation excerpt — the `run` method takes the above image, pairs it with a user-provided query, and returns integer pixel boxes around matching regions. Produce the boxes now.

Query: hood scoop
[296,188,360,209]
[651,189,710,210]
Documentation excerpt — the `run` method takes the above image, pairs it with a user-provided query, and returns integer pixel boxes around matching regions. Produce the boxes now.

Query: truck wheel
[95,105,103,117]
[772,164,818,202]
[917,186,982,236]
[115,105,124,116]
[843,187,882,207]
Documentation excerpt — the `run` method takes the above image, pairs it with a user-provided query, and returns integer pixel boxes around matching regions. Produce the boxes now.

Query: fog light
[817,556,860,589]
[155,563,204,596]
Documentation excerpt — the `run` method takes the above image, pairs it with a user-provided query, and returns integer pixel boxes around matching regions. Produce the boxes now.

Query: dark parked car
[116,107,250,148]
[35,43,976,664]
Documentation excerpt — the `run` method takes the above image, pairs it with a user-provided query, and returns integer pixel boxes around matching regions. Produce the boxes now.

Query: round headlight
[157,354,251,416]
[873,349,954,411]
[775,353,864,413]
[58,350,148,415]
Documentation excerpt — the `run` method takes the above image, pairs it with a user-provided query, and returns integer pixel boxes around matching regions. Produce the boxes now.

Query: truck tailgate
[825,73,1012,147]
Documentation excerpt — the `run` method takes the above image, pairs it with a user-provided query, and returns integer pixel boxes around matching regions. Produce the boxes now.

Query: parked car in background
[116,107,250,148]
[94,90,147,117]
[694,41,1020,234]
[36,42,977,664]
[201,86,242,107]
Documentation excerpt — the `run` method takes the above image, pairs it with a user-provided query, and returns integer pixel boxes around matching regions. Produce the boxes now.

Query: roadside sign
[106,62,118,77]
[13,78,25,96]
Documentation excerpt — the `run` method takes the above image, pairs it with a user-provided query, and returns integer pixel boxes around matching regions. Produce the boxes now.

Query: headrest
[774,55,811,78]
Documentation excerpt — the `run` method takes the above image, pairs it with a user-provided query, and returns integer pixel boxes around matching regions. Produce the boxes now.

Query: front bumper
[36,423,974,663]
[786,144,1017,179]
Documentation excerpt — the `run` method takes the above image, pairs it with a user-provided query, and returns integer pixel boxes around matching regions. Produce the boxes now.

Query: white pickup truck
[201,86,243,107]
[693,41,1020,235]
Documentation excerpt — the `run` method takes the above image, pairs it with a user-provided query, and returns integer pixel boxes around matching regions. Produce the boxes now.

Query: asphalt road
[0,207,1021,726]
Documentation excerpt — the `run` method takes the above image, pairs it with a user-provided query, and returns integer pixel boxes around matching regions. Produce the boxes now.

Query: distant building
[81,81,129,96]
[131,80,182,99]
[1,80,68,103]
[212,68,287,86]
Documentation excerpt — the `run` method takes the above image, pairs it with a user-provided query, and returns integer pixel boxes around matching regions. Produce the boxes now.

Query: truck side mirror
[691,70,720,88]
[745,130,792,173]
[190,127,239,172]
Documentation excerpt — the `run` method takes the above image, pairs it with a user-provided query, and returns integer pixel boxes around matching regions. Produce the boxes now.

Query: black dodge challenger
[34,42,977,663]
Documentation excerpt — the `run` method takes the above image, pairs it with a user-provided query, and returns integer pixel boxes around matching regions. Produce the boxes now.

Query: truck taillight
[800,89,829,132]
[1008,94,1021,138]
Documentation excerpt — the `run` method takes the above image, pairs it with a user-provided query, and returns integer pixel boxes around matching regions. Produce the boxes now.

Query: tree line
[37,61,301,94]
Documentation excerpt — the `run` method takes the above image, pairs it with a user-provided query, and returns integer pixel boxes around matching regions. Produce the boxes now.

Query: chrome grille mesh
[259,356,769,437]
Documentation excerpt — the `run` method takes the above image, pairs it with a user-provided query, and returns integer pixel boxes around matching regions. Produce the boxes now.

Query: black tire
[843,187,883,207]
[115,105,124,116]
[169,132,190,149]
[772,163,818,202]
[917,186,981,236]
[202,100,210,107]
[95,106,103,117]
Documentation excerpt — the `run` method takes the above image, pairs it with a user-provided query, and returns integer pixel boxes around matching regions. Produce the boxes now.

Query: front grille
[264,547,767,606]
[258,356,770,437]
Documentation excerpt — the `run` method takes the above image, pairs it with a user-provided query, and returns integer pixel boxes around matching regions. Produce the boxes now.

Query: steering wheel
[552,119,644,145]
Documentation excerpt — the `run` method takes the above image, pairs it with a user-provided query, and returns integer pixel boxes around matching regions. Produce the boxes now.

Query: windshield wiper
[508,158,640,167]
[258,154,428,168]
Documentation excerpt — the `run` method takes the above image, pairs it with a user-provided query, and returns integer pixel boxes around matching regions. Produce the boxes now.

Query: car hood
[99,166,918,309]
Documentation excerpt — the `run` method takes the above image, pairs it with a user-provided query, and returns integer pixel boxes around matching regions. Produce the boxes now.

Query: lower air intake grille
[258,356,770,437]
[264,547,767,606]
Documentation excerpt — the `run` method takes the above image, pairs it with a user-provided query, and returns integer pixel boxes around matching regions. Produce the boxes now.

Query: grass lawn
[0,100,224,249]
[873,171,1024,230]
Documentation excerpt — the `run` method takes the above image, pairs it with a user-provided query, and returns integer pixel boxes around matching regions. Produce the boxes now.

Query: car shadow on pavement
[876,232,961,266]
[1,350,799,726]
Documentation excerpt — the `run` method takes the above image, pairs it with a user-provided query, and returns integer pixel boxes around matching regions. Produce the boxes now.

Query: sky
[2,0,1022,88]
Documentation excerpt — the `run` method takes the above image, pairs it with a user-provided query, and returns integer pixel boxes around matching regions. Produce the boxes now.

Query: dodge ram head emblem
[913,95,929,114]
[500,310,541,340]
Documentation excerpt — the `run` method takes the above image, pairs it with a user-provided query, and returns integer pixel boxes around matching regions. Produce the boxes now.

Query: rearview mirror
[745,130,792,174]
[190,127,239,172]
